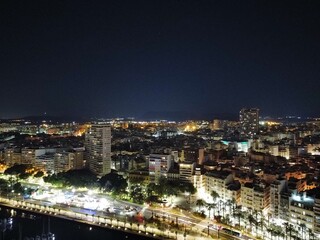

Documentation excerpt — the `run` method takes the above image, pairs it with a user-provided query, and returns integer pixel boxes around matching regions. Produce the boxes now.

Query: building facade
[239,108,259,138]
[148,154,172,183]
[85,124,112,176]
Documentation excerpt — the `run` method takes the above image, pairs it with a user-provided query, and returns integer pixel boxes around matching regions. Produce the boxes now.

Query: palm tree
[274,228,283,240]
[234,210,244,229]
[220,204,226,218]
[224,214,232,225]
[267,227,275,240]
[252,209,259,220]
[288,223,294,240]
[299,223,306,240]
[211,190,219,203]
[284,222,289,240]
[267,212,272,227]
[217,199,224,216]
[272,225,283,240]
[226,199,236,215]
[206,203,216,219]
[247,214,255,233]
[231,199,237,213]
[259,216,266,239]
[252,209,260,234]
[308,228,315,240]
[196,199,205,211]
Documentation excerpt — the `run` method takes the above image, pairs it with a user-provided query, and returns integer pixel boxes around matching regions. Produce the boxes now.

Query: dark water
[0,206,154,240]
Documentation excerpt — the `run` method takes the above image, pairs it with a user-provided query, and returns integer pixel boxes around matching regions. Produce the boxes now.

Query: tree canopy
[147,178,196,199]
[4,164,32,175]
[99,170,127,194]
[34,171,44,178]
[43,169,97,188]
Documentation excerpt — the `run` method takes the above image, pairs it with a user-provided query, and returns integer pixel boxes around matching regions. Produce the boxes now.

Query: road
[1,176,251,240]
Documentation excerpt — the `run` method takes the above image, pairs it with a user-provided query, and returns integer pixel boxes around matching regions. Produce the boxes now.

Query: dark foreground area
[0,206,154,240]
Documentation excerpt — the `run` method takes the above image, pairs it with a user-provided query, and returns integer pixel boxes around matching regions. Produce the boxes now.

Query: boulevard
[0,175,242,240]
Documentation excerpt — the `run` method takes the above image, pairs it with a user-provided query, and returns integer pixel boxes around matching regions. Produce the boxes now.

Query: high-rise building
[239,108,259,137]
[85,124,111,176]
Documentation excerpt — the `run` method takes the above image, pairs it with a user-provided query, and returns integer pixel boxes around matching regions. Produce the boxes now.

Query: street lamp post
[217,225,221,239]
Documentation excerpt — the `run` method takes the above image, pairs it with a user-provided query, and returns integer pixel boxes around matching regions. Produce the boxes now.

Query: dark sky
[1,0,320,119]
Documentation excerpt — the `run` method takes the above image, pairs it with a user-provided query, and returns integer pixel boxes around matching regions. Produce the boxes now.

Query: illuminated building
[222,140,249,153]
[54,152,74,172]
[314,193,320,234]
[182,148,204,164]
[71,148,85,169]
[307,143,320,155]
[21,148,36,165]
[179,162,195,183]
[278,146,290,159]
[128,170,150,183]
[167,166,180,181]
[285,171,306,180]
[289,192,314,231]
[85,124,111,176]
[148,154,172,183]
[225,182,241,204]
[211,119,228,131]
[193,167,203,190]
[241,182,270,213]
[4,148,21,166]
[269,179,287,218]
[288,178,307,193]
[35,152,55,172]
[269,145,279,156]
[239,108,259,138]
[0,123,18,132]
[203,170,234,201]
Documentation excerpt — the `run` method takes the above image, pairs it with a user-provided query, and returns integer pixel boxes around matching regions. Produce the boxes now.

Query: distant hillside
[1,115,88,123]
[140,111,238,121]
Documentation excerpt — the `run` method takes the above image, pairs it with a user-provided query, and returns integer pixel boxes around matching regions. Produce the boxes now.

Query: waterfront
[0,206,153,240]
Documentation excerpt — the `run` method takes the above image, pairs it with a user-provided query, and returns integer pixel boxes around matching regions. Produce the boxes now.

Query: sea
[0,206,154,240]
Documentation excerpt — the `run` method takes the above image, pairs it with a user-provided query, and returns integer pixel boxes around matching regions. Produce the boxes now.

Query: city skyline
[2,2,320,238]
[1,1,320,119]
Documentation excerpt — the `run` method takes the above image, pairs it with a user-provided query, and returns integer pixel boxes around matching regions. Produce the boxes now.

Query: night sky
[1,0,320,119]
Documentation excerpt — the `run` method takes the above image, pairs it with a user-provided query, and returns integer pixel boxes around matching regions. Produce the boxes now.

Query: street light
[217,225,222,239]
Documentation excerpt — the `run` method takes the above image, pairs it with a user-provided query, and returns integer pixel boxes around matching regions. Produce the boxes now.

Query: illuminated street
[0,175,244,240]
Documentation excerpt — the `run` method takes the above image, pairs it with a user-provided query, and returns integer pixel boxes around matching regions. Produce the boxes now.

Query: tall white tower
[85,124,111,176]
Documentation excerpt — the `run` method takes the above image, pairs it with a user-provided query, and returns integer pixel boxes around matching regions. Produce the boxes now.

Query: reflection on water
[0,206,153,240]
